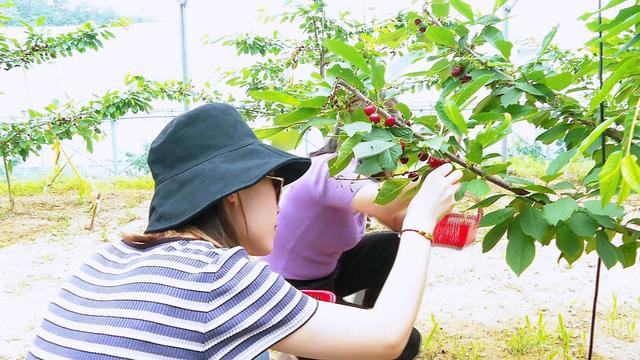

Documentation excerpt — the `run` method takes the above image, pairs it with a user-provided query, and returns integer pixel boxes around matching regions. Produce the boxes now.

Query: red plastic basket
[301,289,337,303]
[431,209,483,250]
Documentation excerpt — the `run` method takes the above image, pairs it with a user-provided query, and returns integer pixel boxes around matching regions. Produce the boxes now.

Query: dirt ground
[0,190,638,360]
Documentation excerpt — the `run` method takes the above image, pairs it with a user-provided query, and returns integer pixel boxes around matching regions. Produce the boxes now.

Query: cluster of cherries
[414,18,427,33]
[363,104,397,127]
[451,64,472,84]
[361,104,448,182]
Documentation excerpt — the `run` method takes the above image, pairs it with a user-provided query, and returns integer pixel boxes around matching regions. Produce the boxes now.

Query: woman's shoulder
[108,238,249,269]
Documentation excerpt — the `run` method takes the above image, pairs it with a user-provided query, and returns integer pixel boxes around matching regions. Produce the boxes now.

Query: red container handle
[301,289,337,303]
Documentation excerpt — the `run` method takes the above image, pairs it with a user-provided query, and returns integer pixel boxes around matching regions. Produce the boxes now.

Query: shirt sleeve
[204,247,318,360]
[308,154,375,209]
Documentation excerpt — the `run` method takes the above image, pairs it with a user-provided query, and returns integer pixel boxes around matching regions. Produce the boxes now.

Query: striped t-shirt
[27,239,318,359]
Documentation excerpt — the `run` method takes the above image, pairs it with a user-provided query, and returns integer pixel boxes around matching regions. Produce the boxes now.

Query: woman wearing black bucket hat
[27,103,462,360]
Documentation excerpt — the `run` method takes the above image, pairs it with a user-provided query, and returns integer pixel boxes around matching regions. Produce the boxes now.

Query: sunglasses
[265,175,285,203]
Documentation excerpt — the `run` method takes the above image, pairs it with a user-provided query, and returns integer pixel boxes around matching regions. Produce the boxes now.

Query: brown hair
[122,200,239,249]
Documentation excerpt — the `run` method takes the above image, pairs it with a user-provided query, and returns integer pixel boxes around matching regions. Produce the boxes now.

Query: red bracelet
[398,229,433,242]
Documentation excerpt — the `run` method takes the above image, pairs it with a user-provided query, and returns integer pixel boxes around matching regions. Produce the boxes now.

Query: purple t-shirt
[262,154,373,280]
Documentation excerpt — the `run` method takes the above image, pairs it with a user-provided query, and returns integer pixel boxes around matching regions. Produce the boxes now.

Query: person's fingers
[444,170,463,184]
[429,162,454,177]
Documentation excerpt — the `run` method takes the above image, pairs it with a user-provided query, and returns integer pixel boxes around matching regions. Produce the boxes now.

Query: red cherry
[408,171,419,181]
[400,156,409,164]
[414,18,422,26]
[385,116,396,127]
[427,156,447,168]
[460,74,472,84]
[400,141,406,151]
[451,65,463,78]
[364,104,376,115]
[418,151,429,162]
[369,113,381,124]
[419,26,427,33]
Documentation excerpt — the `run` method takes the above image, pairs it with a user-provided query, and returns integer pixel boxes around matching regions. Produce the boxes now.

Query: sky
[0,0,611,176]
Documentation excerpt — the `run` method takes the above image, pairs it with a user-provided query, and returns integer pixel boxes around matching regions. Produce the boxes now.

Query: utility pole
[177,0,189,112]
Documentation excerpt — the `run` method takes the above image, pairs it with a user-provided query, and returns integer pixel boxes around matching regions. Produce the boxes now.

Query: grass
[0,176,153,249]
[0,176,154,197]
[606,293,639,342]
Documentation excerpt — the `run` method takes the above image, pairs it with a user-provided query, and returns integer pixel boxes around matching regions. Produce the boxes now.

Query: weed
[556,314,573,360]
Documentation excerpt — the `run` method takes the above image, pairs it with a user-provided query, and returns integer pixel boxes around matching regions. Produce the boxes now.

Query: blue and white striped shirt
[27,239,318,359]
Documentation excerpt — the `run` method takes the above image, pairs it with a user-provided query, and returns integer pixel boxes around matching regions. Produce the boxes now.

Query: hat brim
[145,141,310,233]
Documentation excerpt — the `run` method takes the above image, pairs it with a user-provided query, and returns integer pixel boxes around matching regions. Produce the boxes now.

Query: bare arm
[351,181,417,232]
[272,164,461,359]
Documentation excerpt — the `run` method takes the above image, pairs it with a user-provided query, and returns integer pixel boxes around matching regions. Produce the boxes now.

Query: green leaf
[556,222,583,263]
[576,116,617,157]
[520,204,548,241]
[506,220,536,276]
[568,211,599,238]
[495,40,513,60]
[343,122,372,137]
[324,39,369,74]
[482,219,510,253]
[270,128,301,151]
[371,59,386,90]
[466,141,483,164]
[596,231,618,269]
[352,140,394,159]
[254,126,286,139]
[545,72,573,91]
[499,88,522,107]
[327,65,365,91]
[584,200,624,217]
[598,151,622,206]
[542,198,578,225]
[618,178,632,206]
[378,28,411,49]
[467,194,505,210]
[480,207,515,227]
[621,154,640,193]
[465,179,490,197]
[394,103,412,121]
[432,0,450,18]
[546,147,579,176]
[617,242,638,268]
[378,145,402,170]
[537,25,558,62]
[249,90,300,106]
[329,135,360,176]
[615,33,640,55]
[481,26,511,59]
[515,82,545,96]
[451,0,474,21]
[274,108,321,126]
[443,99,468,134]
[299,96,329,108]
[590,57,637,109]
[374,178,411,205]
[536,124,570,144]
[425,26,458,48]
[493,0,508,12]
[579,0,626,20]
[356,157,383,176]
[452,74,494,106]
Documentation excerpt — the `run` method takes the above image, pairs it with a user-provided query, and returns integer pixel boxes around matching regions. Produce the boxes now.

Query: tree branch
[336,78,528,195]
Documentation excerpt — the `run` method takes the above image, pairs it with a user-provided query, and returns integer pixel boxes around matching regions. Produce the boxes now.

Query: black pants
[287,232,421,360]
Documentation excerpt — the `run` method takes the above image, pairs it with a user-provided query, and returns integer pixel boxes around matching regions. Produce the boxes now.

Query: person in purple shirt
[262,138,423,359]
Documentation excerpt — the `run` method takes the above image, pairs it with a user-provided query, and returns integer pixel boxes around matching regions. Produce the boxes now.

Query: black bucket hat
[145,103,311,233]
